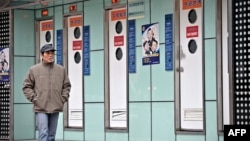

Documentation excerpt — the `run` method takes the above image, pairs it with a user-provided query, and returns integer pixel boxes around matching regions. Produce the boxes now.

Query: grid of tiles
[232,0,250,125]
[0,11,10,140]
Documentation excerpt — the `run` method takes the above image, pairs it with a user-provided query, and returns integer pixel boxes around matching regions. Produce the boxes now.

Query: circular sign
[74,27,81,39]
[188,9,197,24]
[188,39,197,54]
[115,48,123,60]
[115,21,123,34]
[74,52,81,64]
[45,31,51,42]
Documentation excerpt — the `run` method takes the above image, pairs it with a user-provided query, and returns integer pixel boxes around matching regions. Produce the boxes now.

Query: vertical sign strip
[165,14,173,71]
[56,29,63,66]
[84,25,90,75]
[128,20,136,73]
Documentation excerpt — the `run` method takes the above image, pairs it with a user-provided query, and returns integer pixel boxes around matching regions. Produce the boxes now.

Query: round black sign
[188,39,197,54]
[74,27,81,39]
[188,9,197,24]
[115,21,123,34]
[74,52,81,64]
[115,48,123,61]
[45,31,51,42]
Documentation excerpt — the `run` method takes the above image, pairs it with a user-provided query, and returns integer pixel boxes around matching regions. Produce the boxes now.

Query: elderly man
[22,44,71,141]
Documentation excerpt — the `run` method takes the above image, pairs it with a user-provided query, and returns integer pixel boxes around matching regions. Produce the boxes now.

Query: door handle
[176,66,184,72]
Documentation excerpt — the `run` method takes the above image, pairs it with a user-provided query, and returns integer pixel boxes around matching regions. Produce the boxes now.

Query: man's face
[152,41,157,51]
[42,51,55,63]
[0,52,5,61]
[144,41,150,51]
[147,30,153,40]
[3,62,8,70]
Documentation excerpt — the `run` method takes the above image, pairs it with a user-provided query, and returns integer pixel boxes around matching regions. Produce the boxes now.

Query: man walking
[22,44,71,141]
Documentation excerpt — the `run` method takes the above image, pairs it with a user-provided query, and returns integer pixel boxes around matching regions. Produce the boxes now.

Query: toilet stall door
[179,0,204,130]
[108,8,127,128]
[40,20,53,52]
[67,15,83,127]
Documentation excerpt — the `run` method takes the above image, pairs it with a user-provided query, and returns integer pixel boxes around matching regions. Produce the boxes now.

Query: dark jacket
[22,62,71,113]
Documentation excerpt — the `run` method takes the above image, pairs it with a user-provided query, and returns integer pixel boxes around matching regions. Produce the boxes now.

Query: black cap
[40,44,56,53]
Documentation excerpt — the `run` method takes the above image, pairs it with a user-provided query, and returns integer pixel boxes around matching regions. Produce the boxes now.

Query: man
[3,61,9,73]
[143,40,151,56]
[0,50,7,63]
[146,28,158,51]
[22,44,71,141]
[0,50,7,73]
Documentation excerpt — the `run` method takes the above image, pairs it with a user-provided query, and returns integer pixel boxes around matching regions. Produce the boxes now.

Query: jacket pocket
[51,90,64,111]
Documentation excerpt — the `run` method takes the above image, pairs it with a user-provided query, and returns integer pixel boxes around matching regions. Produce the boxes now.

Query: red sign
[41,9,48,17]
[114,36,124,46]
[69,4,77,12]
[73,40,82,50]
[186,26,198,38]
[70,17,82,27]
[111,0,120,4]
[41,21,53,31]
[182,0,202,10]
[111,9,126,21]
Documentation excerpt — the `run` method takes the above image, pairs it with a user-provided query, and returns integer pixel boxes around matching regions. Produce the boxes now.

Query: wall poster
[0,47,9,82]
[141,22,160,65]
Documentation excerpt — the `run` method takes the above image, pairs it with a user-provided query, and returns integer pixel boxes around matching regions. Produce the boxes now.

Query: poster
[142,22,160,65]
[0,47,9,81]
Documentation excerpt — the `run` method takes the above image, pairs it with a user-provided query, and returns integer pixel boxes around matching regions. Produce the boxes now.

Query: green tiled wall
[13,0,221,140]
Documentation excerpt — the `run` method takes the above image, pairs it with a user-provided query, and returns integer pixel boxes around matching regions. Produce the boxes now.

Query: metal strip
[174,0,181,131]
[216,0,223,131]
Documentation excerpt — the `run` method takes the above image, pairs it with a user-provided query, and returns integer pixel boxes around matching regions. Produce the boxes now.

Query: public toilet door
[67,15,83,128]
[178,1,204,130]
[107,7,128,128]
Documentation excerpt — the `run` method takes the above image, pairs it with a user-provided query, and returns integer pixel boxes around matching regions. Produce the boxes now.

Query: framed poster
[142,23,160,65]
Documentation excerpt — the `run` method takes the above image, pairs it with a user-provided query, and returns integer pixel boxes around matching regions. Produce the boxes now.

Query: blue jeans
[35,112,59,141]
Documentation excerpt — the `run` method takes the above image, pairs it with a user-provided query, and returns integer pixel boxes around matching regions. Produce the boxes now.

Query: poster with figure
[0,47,9,81]
[142,22,160,65]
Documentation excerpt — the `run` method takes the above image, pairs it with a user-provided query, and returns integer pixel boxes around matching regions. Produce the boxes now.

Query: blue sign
[165,14,173,71]
[56,29,63,66]
[83,25,90,75]
[128,20,136,73]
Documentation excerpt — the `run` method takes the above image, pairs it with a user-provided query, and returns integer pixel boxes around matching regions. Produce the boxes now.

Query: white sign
[128,0,145,20]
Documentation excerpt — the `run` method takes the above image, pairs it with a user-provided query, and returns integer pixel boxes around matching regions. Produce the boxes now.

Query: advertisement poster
[142,23,160,65]
[0,47,9,82]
